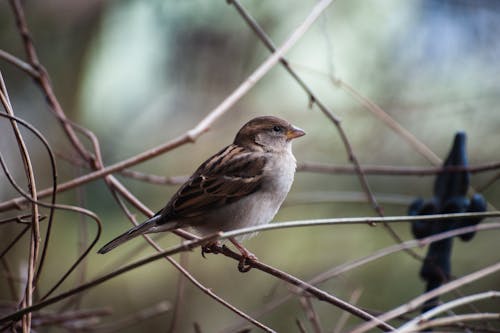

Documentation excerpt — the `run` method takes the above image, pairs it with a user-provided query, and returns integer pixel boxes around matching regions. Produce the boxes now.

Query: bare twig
[298,161,500,176]
[0,49,39,77]
[54,159,500,190]
[397,291,500,332]
[193,322,203,333]
[9,0,93,162]
[0,234,221,325]
[0,215,46,225]
[0,0,336,214]
[332,288,363,333]
[1,257,19,301]
[218,246,394,331]
[296,318,309,333]
[307,222,500,287]
[0,108,59,291]
[0,150,102,303]
[298,295,323,333]
[410,313,500,332]
[1,71,40,333]
[31,307,112,328]
[477,171,500,192]
[220,222,500,333]
[0,225,30,260]
[120,169,187,185]
[350,262,500,333]
[219,212,499,239]
[107,192,275,333]
[167,251,188,333]
[333,78,442,164]
[227,0,385,219]
[84,301,170,333]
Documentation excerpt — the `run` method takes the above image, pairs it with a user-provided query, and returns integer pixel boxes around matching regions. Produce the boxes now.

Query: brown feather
[158,144,267,222]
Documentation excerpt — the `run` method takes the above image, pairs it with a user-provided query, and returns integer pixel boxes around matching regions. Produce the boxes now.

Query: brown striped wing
[161,145,267,221]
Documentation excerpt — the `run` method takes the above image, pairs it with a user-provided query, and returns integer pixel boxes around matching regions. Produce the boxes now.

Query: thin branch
[307,222,500,287]
[296,319,309,333]
[0,49,39,77]
[59,159,500,189]
[0,0,336,213]
[0,109,59,290]
[9,0,93,162]
[397,291,500,332]
[219,212,499,240]
[228,0,385,215]
[120,169,187,185]
[167,251,188,333]
[477,171,500,192]
[1,257,20,301]
[333,78,442,165]
[332,288,363,333]
[1,71,40,333]
[87,159,500,191]
[0,225,30,260]
[193,322,203,333]
[219,222,500,333]
[0,215,46,225]
[83,301,170,333]
[412,313,500,332]
[0,150,103,303]
[107,191,275,333]
[0,234,221,325]
[31,308,112,328]
[218,246,394,331]
[298,295,323,333]
[227,0,418,264]
[298,161,500,176]
[350,262,500,333]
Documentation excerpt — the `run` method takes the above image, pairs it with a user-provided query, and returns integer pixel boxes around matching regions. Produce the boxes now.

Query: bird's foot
[201,242,221,258]
[229,238,257,273]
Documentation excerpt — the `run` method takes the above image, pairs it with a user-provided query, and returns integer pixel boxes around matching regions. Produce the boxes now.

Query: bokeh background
[1,0,499,332]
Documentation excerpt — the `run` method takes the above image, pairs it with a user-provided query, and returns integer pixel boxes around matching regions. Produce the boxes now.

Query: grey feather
[97,215,176,254]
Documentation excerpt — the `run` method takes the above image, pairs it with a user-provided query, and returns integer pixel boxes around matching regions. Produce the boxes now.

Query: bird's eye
[272,125,282,132]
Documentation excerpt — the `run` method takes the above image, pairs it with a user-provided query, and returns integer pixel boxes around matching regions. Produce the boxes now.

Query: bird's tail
[98,215,175,254]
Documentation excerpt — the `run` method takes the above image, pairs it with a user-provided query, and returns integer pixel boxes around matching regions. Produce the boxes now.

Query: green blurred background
[1,0,499,332]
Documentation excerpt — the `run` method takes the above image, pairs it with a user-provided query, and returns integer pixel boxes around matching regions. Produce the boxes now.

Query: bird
[98,116,305,268]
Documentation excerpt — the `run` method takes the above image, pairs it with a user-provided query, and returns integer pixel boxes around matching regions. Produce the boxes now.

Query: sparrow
[98,116,305,268]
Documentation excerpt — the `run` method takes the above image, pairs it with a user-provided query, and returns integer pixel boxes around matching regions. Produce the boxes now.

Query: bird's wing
[161,145,268,221]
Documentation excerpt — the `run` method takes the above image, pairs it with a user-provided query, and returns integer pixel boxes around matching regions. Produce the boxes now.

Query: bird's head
[234,116,305,152]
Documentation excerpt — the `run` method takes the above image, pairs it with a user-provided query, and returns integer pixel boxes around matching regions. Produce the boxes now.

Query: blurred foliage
[1,0,499,332]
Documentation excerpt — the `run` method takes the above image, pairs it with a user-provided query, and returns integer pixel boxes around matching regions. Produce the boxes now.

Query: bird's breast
[261,151,296,196]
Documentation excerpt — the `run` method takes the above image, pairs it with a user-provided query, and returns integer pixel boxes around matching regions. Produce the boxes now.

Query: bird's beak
[286,125,306,140]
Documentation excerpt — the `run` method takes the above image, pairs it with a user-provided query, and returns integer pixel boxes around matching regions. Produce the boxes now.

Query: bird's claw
[238,256,253,273]
[201,243,220,258]
[230,245,257,273]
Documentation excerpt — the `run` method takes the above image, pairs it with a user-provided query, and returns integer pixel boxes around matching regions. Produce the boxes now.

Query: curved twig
[397,291,500,332]
[0,0,337,214]
[9,0,93,163]
[0,71,40,331]
[0,152,102,302]
[0,111,58,289]
[220,212,499,239]
[220,222,500,333]
[350,262,500,333]
[0,234,220,325]
[107,189,275,332]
